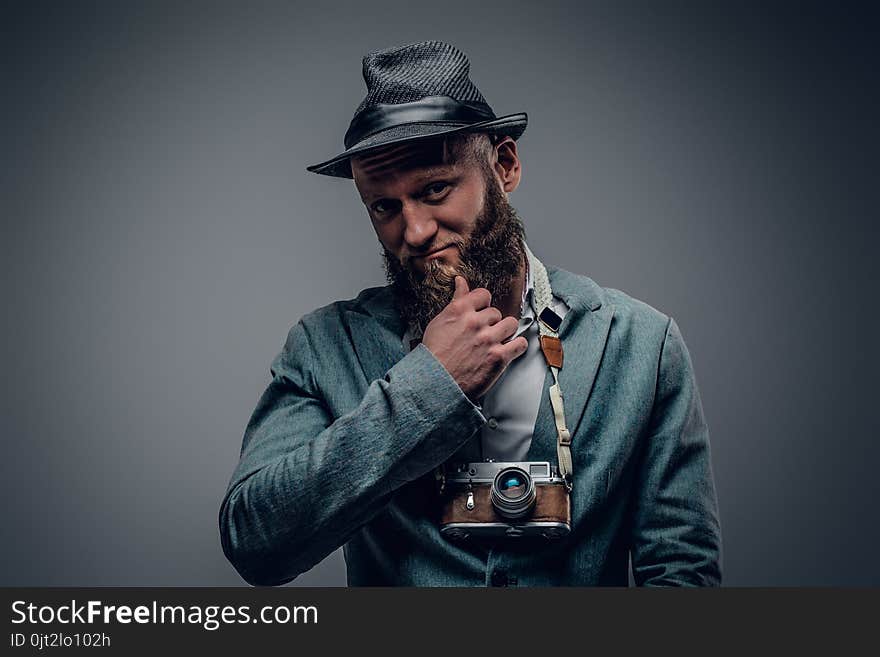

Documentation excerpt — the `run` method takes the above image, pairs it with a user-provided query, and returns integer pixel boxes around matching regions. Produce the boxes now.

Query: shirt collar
[520,247,535,320]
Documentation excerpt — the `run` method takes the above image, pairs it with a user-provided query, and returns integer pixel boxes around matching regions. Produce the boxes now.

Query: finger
[452,275,469,300]
[488,315,520,341]
[474,306,503,326]
[468,287,492,311]
[499,335,529,363]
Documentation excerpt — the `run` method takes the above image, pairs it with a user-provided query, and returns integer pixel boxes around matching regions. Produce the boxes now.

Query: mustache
[401,240,463,267]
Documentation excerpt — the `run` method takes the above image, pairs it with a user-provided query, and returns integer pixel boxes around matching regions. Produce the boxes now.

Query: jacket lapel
[344,287,407,387]
[528,266,614,462]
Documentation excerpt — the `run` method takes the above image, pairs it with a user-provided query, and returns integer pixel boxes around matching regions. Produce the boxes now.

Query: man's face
[353,139,487,275]
[351,136,525,334]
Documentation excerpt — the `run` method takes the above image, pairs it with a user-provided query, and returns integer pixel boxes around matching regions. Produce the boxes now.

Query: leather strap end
[539,335,563,368]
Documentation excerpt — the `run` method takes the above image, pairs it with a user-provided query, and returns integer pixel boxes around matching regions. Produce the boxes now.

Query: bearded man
[219,40,722,587]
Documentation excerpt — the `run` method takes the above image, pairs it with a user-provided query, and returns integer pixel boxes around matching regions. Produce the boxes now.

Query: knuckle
[499,317,517,336]
[486,346,504,365]
[451,302,470,320]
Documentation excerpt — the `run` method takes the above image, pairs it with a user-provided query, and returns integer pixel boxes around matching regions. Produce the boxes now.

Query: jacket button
[487,417,499,430]
[490,569,509,587]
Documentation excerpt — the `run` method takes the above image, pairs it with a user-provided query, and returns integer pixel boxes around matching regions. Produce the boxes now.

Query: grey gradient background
[3,1,878,586]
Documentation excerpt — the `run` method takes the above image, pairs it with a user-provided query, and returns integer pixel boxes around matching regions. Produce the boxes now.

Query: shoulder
[288,285,388,338]
[548,265,672,345]
[548,265,670,326]
[273,285,389,371]
[603,286,670,331]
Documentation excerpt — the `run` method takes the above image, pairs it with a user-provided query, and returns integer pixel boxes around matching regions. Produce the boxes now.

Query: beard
[381,165,526,336]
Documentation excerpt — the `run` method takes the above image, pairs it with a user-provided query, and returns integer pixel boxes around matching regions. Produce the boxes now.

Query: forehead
[352,139,467,197]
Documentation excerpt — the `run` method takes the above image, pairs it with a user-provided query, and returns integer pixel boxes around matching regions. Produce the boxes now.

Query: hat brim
[306,112,527,179]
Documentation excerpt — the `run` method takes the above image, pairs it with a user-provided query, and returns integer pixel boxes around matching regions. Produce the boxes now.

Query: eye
[370,199,398,216]
[424,182,450,198]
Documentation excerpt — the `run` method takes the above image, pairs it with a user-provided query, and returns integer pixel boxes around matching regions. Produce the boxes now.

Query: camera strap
[524,244,573,491]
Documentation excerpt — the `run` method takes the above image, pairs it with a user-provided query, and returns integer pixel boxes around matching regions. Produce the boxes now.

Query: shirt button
[487,417,499,430]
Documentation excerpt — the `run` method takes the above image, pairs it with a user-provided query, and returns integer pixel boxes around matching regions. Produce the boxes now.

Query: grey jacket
[219,265,722,586]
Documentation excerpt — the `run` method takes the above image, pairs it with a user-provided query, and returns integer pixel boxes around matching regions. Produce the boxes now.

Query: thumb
[452,275,469,300]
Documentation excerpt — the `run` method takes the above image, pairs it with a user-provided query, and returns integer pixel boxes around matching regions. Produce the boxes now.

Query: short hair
[350,131,502,178]
[440,131,502,169]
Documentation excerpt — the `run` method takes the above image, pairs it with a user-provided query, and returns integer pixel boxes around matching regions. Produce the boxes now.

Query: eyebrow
[359,166,458,203]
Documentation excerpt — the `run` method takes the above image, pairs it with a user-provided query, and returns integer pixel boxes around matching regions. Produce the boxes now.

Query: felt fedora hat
[306,40,528,179]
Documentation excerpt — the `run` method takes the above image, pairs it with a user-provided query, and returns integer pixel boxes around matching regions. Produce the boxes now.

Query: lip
[415,245,455,260]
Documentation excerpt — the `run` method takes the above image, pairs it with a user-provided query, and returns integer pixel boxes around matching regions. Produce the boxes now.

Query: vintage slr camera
[438,460,571,540]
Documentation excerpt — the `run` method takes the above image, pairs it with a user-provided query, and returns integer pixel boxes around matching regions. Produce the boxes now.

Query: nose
[401,201,438,250]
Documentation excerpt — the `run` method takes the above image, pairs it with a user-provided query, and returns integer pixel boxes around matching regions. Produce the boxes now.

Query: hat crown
[306,40,527,178]
[354,40,489,118]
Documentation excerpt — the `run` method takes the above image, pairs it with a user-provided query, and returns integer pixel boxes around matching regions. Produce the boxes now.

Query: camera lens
[490,467,537,519]
[498,473,527,497]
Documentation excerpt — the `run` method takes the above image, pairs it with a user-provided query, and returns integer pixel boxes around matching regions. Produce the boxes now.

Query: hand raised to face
[421,276,529,403]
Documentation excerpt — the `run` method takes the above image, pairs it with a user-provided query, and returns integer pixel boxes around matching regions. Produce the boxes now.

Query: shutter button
[487,417,499,430]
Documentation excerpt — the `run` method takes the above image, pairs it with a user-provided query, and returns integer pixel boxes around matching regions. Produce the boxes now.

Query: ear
[491,136,522,193]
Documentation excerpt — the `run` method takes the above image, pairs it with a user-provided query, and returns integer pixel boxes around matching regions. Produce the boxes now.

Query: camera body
[438,460,571,540]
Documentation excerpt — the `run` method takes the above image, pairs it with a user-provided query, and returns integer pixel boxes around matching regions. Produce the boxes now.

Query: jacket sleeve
[219,319,486,586]
[629,317,723,586]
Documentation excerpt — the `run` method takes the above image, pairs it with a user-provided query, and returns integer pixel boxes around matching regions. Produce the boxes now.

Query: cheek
[434,202,479,236]
[372,219,404,252]
[444,185,486,233]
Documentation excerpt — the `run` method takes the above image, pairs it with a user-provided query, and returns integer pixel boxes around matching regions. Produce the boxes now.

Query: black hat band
[343,95,496,149]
